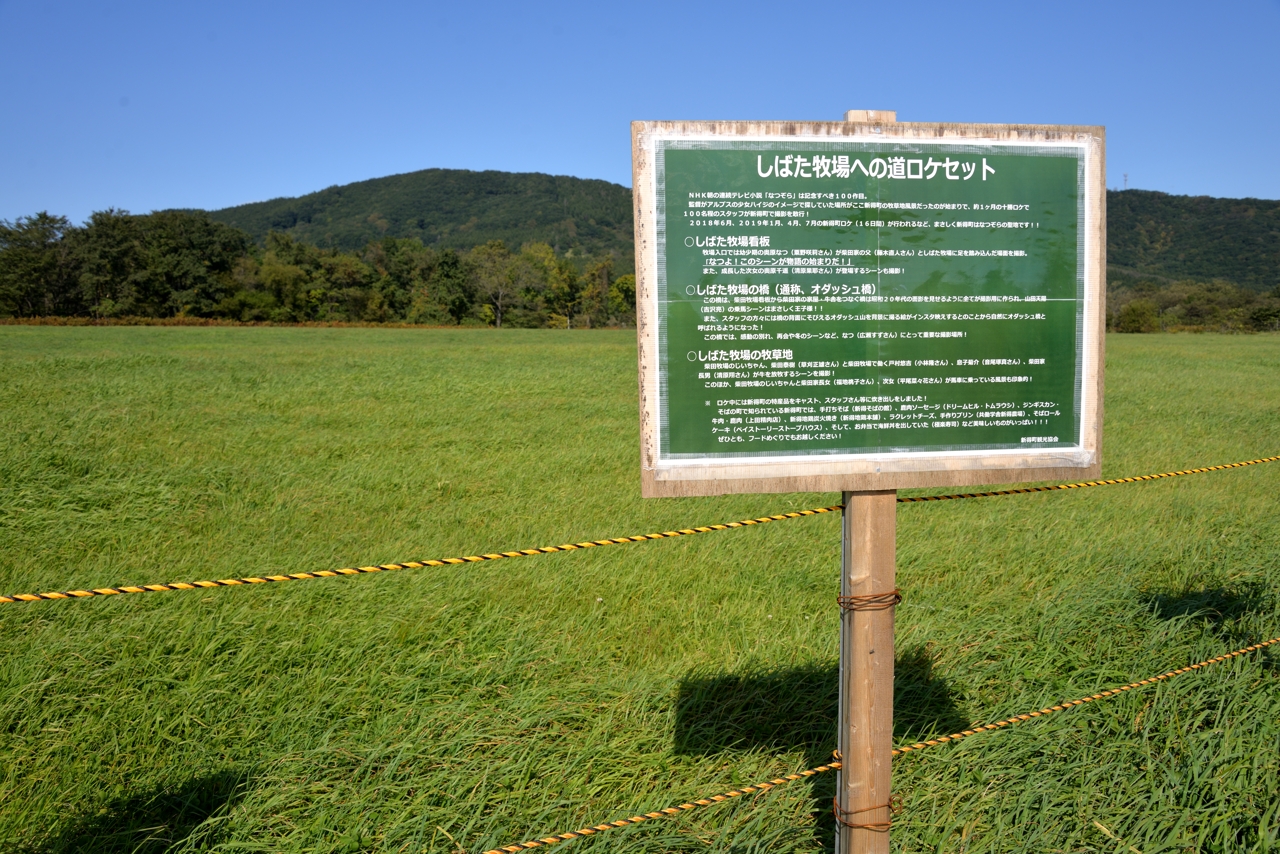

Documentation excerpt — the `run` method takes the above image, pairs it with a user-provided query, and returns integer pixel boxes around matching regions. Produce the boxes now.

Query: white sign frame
[632,119,1106,498]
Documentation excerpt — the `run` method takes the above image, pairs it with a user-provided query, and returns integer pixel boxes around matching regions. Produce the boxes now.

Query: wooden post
[836,105,899,854]
[836,490,896,854]
[842,109,897,124]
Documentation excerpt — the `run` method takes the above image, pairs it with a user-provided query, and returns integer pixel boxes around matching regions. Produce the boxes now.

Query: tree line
[0,209,636,327]
[7,207,1280,333]
[1107,272,1280,333]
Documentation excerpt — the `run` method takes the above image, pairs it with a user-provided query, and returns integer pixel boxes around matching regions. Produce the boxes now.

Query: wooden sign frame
[632,119,1106,498]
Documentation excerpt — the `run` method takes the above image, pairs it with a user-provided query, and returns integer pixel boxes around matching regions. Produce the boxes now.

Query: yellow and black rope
[3,454,1275,606]
[897,454,1280,503]
[483,634,1280,853]
[483,755,847,854]
[0,509,844,604]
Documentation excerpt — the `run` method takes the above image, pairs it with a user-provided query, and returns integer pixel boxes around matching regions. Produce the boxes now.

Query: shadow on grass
[674,645,969,762]
[1143,581,1275,641]
[17,769,246,854]
[674,645,968,852]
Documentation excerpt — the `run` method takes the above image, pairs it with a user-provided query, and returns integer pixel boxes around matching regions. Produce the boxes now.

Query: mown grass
[0,327,1278,854]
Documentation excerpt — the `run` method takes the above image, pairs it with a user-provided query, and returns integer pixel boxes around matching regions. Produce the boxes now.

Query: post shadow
[674,645,969,850]
[16,768,247,854]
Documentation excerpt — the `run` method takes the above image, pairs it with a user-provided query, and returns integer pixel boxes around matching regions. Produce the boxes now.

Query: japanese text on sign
[654,140,1087,461]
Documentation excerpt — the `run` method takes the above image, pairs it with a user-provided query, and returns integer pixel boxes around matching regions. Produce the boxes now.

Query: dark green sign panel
[655,140,1086,462]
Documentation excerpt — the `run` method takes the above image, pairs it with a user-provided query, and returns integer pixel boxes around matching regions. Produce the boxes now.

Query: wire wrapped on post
[832,793,904,830]
[837,589,902,611]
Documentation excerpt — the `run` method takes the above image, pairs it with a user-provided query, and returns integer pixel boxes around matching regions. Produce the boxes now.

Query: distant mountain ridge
[209,170,1279,292]
[209,168,635,266]
[1108,189,1280,290]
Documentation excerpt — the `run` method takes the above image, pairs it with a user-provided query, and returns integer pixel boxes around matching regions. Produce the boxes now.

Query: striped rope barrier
[483,633,1280,853]
[3,455,1275,606]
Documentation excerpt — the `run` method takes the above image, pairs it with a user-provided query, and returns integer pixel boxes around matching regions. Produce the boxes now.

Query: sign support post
[834,111,900,854]
[836,490,897,853]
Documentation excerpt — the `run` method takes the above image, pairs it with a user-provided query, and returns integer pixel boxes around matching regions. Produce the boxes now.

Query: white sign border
[632,120,1105,498]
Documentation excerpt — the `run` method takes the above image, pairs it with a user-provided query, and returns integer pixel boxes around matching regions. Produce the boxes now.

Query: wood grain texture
[632,119,1106,498]
[837,491,896,854]
[843,110,897,123]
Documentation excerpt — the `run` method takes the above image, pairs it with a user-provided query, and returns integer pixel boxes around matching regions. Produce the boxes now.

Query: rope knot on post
[832,793,905,831]
[836,589,902,611]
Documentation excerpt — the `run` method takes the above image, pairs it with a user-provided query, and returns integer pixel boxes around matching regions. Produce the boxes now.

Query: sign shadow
[674,645,969,762]
[673,645,968,849]
[1142,581,1275,645]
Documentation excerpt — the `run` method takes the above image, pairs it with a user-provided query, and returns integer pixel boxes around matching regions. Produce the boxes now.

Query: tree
[0,212,80,317]
[469,241,522,327]
[72,209,150,317]
[138,210,252,316]
[429,249,474,324]
[1115,298,1160,333]
[577,256,613,328]
[256,233,317,320]
[366,237,436,321]
[522,242,579,327]
[317,252,376,319]
[608,273,636,324]
[1250,297,1280,331]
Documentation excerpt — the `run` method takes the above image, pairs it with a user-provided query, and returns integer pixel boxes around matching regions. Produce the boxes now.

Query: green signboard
[653,138,1088,463]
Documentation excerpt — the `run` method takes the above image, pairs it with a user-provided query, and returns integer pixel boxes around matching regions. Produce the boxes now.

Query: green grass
[0,327,1278,854]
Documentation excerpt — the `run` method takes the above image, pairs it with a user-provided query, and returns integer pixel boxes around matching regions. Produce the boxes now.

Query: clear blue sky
[2,0,1278,224]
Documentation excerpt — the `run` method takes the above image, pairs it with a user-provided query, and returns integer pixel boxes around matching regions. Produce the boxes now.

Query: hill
[1107,189,1280,290]
[208,168,634,266]
[209,172,1279,293]
[9,170,1278,329]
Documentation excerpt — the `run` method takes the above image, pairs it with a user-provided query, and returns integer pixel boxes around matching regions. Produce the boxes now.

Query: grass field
[1,327,1279,854]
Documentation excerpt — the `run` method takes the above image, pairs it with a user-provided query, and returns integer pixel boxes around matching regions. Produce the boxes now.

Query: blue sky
[2,0,1278,224]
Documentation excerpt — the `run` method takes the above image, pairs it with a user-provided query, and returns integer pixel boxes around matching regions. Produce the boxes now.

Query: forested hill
[209,168,634,265]
[209,172,1279,293]
[1108,189,1280,290]
[6,170,1279,330]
